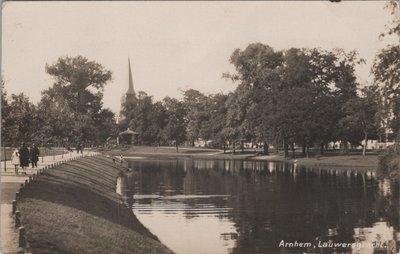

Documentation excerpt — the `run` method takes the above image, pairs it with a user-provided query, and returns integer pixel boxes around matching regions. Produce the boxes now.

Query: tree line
[2,2,398,156]
[119,44,393,156]
[2,56,117,147]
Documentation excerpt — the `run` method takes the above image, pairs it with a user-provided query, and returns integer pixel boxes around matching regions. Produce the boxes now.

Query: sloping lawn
[18,156,173,254]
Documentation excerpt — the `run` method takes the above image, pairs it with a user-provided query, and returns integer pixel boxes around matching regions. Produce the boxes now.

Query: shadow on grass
[179,149,220,154]
[19,156,156,240]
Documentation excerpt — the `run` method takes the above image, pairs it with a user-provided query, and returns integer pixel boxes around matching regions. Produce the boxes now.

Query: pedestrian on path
[120,155,124,165]
[11,148,20,175]
[30,143,40,168]
[19,143,30,174]
[76,143,84,154]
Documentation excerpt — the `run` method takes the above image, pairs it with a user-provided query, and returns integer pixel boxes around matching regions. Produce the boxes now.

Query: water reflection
[122,158,399,254]
[116,171,135,209]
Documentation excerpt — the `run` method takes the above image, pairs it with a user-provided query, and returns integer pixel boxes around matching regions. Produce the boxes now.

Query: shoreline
[104,146,379,171]
[17,155,174,254]
[13,150,381,253]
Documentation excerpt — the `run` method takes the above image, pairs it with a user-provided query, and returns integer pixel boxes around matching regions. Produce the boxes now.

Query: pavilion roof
[119,128,139,136]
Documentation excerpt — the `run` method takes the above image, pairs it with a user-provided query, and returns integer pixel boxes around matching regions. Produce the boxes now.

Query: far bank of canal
[106,146,379,171]
[119,156,399,254]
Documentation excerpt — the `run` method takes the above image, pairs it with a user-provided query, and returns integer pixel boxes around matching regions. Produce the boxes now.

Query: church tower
[120,58,137,115]
[118,58,139,145]
[126,58,136,102]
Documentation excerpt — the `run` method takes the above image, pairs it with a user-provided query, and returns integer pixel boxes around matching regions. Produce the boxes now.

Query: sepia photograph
[1,1,399,253]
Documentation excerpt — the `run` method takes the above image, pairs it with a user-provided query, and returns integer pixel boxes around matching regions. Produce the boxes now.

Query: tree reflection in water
[121,158,399,254]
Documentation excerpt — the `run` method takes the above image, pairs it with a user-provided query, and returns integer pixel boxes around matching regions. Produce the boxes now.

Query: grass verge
[104,146,379,170]
[17,156,174,254]
[293,154,378,171]
[253,154,379,170]
[104,146,252,160]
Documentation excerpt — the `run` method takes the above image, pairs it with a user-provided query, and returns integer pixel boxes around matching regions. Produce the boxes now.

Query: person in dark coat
[79,143,84,154]
[76,143,82,154]
[30,143,40,168]
[19,143,30,174]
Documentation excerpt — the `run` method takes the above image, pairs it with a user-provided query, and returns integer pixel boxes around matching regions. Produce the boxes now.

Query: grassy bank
[104,146,252,160]
[103,146,379,170]
[17,156,173,254]
[252,154,379,171]
[292,155,377,171]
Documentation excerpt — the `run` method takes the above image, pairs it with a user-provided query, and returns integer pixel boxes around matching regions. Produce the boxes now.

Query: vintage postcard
[1,1,399,254]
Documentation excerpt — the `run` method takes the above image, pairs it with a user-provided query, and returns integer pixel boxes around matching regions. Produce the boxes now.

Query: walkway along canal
[120,157,399,254]
[4,155,173,254]
[1,150,96,253]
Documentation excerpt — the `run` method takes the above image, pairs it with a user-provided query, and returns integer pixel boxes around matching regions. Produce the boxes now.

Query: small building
[118,128,139,145]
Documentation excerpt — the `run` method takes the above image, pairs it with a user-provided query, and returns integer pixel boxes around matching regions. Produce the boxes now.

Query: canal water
[119,157,399,254]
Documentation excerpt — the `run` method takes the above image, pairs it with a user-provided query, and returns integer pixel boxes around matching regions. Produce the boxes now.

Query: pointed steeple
[127,58,135,95]
[121,57,138,118]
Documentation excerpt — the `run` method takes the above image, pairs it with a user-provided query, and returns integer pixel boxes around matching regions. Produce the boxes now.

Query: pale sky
[1,1,396,113]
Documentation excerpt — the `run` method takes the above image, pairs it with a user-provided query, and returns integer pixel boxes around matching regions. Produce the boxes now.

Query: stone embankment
[8,155,173,254]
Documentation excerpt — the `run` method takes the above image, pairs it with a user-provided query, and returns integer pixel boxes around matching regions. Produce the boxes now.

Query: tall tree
[1,86,13,146]
[306,48,361,154]
[372,0,400,143]
[7,93,38,144]
[150,101,168,145]
[224,84,254,153]
[226,43,284,154]
[372,46,400,141]
[162,97,187,152]
[226,44,362,157]
[125,91,167,145]
[37,91,75,145]
[45,56,112,114]
[41,56,113,144]
[182,89,209,146]
[205,93,229,151]
[120,95,138,132]
[380,0,400,38]
[93,108,118,144]
[340,88,378,156]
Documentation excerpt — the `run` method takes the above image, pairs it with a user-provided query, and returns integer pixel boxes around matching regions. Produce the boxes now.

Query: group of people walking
[10,143,40,175]
[76,143,84,154]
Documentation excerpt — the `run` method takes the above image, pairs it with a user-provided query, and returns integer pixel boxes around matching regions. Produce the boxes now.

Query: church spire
[127,58,135,95]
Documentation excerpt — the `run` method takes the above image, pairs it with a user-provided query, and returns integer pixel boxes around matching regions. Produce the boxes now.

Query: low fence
[1,147,69,161]
[11,151,100,253]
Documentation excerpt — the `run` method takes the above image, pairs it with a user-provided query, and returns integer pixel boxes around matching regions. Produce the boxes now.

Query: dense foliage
[112,45,385,156]
[2,56,117,147]
[0,46,388,154]
[374,0,400,176]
